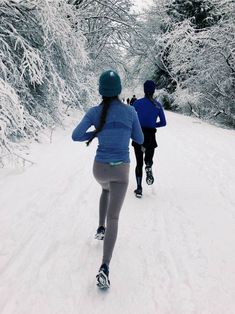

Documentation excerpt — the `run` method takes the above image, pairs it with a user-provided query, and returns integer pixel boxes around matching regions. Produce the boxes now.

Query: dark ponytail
[145,93,160,109]
[86,96,118,146]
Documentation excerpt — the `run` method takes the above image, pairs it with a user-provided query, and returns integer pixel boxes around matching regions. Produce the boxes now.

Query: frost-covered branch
[0,0,98,166]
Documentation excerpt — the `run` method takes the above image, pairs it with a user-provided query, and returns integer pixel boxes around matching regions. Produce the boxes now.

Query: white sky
[132,0,153,11]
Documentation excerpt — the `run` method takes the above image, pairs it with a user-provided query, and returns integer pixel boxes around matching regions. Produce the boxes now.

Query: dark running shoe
[96,263,110,289]
[134,188,142,198]
[145,166,154,185]
[94,226,105,240]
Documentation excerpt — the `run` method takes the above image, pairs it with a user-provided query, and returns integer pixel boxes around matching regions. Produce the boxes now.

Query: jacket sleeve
[156,106,167,128]
[72,109,95,141]
[131,109,144,144]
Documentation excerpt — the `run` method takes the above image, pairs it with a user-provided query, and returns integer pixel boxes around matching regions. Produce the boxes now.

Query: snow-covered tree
[166,0,221,28]
[68,0,136,74]
[163,1,235,125]
[0,0,97,165]
[129,0,235,126]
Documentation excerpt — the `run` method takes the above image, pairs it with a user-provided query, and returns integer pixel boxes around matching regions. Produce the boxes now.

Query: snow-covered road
[0,112,235,314]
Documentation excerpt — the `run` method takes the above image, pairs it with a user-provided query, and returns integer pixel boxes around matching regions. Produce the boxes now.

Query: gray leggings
[93,161,130,266]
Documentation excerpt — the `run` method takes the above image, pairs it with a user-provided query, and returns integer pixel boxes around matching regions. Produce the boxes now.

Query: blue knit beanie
[99,70,122,97]
[144,80,156,94]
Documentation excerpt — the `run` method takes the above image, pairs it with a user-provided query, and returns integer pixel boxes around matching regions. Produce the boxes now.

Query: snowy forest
[0,0,234,164]
[1,1,235,313]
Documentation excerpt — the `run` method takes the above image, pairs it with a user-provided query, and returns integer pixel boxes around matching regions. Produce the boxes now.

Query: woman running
[72,70,144,288]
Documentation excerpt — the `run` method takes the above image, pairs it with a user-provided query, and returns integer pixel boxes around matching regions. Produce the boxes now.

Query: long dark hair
[145,93,160,109]
[86,96,118,146]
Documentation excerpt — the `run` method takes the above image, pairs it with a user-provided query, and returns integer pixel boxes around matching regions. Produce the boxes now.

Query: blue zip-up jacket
[133,97,167,128]
[72,100,144,163]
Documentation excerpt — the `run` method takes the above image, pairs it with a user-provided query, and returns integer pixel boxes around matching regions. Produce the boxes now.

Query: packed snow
[0,111,235,314]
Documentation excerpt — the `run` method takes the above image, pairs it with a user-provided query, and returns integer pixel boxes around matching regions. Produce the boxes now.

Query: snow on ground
[0,111,235,314]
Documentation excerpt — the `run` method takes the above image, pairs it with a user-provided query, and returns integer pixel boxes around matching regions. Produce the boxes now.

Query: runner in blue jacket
[132,80,167,198]
[72,70,144,288]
